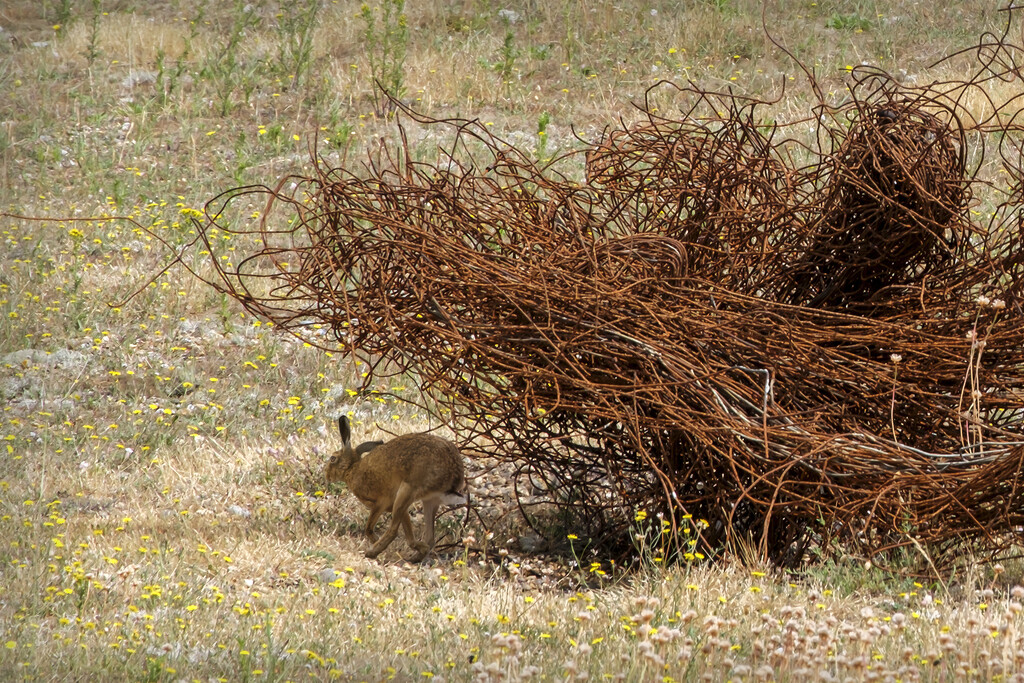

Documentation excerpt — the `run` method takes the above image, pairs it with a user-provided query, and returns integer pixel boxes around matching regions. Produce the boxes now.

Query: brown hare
[324,416,467,562]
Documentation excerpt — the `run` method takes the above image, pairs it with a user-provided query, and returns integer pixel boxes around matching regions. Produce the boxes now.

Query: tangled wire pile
[176,19,1024,568]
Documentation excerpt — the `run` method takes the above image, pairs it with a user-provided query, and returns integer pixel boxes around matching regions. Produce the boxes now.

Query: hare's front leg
[362,499,389,543]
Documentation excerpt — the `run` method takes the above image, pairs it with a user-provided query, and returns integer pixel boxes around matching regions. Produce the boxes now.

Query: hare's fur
[325,417,466,562]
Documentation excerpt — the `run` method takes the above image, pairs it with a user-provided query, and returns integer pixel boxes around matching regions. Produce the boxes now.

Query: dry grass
[3,0,1024,679]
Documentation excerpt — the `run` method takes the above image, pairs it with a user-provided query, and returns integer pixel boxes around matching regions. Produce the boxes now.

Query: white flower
[497,9,521,24]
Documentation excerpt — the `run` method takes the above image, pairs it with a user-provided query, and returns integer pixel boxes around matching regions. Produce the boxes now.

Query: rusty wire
[165,14,1024,568]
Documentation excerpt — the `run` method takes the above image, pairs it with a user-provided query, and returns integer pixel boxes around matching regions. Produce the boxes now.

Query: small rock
[1,349,46,367]
[228,505,251,518]
[319,567,344,582]
[122,70,157,88]
[518,531,546,553]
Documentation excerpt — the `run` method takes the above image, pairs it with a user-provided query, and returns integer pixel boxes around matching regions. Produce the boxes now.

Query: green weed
[202,0,263,116]
[274,0,324,89]
[360,0,408,117]
[826,12,873,32]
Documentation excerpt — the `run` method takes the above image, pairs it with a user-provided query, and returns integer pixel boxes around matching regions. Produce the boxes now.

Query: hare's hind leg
[405,496,441,562]
[365,482,417,559]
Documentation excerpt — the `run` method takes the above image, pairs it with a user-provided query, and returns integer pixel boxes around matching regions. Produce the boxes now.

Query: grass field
[3,1,1024,680]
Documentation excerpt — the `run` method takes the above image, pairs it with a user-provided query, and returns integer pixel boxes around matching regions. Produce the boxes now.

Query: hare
[324,416,467,562]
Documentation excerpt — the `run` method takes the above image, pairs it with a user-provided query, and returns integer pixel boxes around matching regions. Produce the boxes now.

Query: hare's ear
[338,416,351,448]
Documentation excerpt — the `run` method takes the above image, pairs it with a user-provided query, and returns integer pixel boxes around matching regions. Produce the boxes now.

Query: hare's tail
[441,470,470,527]
[442,465,468,506]
[440,491,469,507]
[441,485,471,542]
